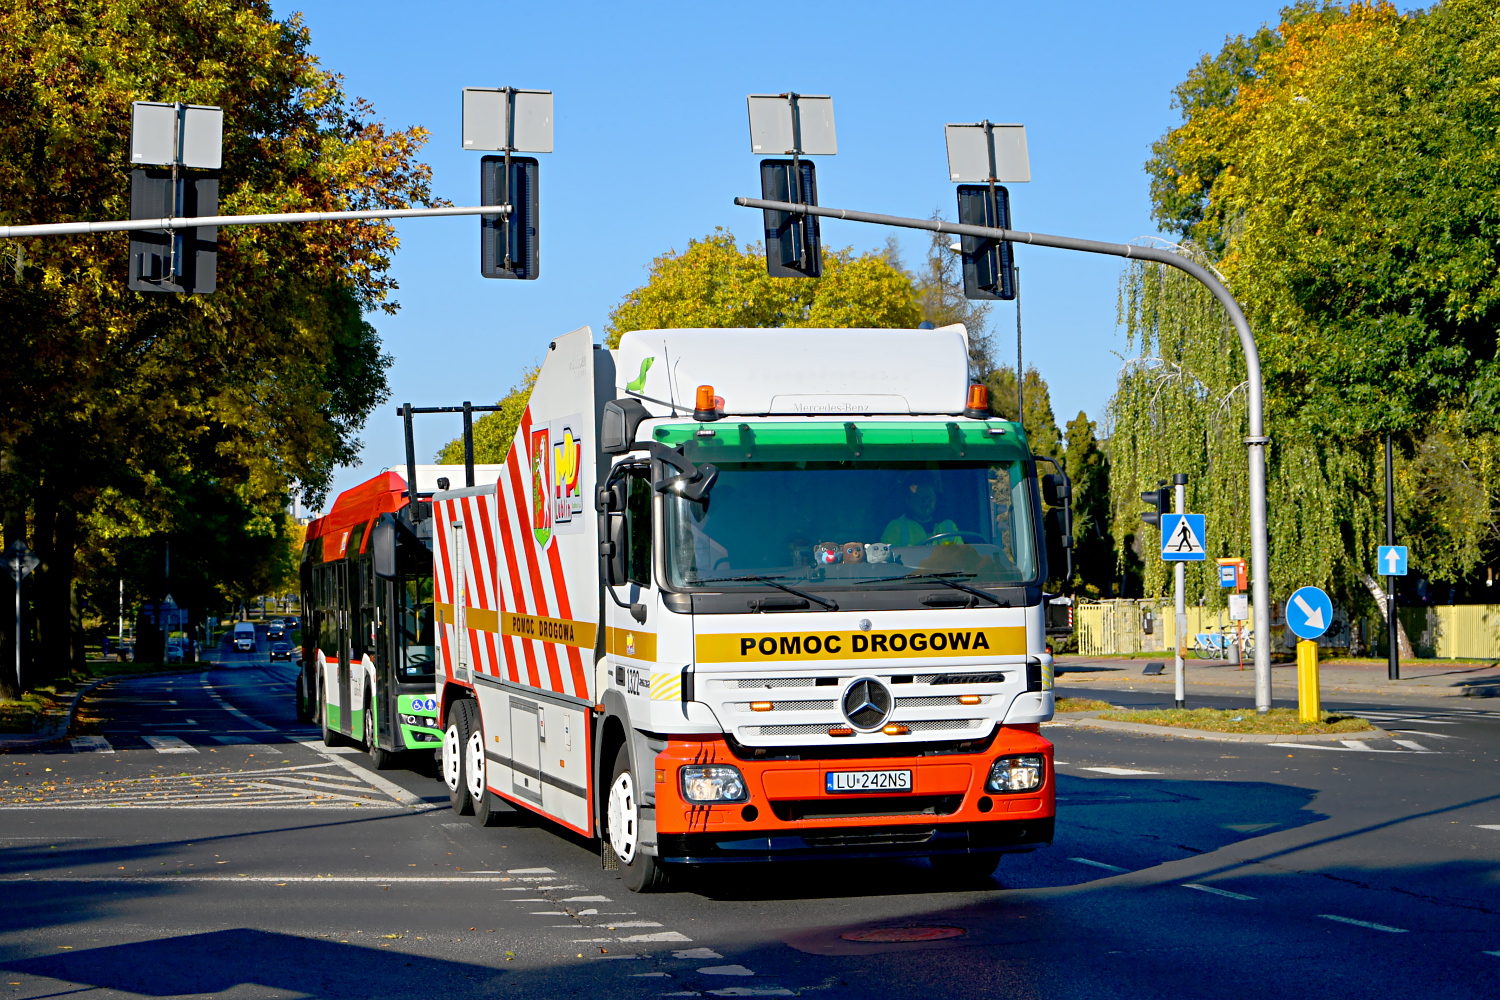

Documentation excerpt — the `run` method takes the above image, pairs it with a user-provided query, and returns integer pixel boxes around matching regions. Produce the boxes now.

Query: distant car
[165,639,186,663]
[232,622,257,652]
[285,616,300,629]
[266,624,285,640]
[269,641,293,662]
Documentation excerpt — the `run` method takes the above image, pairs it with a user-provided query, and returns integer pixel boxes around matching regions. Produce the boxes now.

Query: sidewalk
[1056,654,1500,702]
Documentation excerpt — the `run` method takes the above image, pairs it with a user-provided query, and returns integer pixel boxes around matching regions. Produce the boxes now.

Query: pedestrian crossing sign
[1160,513,1207,561]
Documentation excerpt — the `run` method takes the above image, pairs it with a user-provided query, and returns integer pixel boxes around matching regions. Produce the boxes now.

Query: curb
[1045,710,1391,744]
[0,675,112,752]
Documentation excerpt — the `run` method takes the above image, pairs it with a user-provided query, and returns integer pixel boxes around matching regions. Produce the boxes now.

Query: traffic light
[1140,480,1169,528]
[758,158,822,278]
[480,155,539,279]
[956,183,1015,300]
[128,169,217,294]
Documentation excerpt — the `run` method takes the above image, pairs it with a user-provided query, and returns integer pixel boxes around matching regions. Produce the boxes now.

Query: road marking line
[1339,740,1374,750]
[1070,857,1130,873]
[561,895,613,902]
[1182,883,1255,900]
[69,736,113,753]
[698,965,755,976]
[619,931,693,942]
[296,741,424,807]
[142,736,198,754]
[1268,742,1405,752]
[199,671,276,731]
[1484,949,1500,957]
[1475,825,1500,831]
[1391,730,1462,739]
[706,990,794,997]
[1078,767,1161,775]
[1392,740,1434,752]
[509,867,556,874]
[674,948,724,959]
[1319,914,1407,933]
[604,921,663,928]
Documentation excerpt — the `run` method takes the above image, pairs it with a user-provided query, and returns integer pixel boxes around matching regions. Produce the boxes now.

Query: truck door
[604,465,660,686]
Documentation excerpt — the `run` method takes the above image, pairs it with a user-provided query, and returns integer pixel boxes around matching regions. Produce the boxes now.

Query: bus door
[336,560,352,731]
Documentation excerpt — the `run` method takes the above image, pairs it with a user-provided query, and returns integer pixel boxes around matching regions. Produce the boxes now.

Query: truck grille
[734,677,822,689]
[771,795,963,821]
[746,719,983,737]
[896,695,992,708]
[802,827,939,847]
[740,699,837,712]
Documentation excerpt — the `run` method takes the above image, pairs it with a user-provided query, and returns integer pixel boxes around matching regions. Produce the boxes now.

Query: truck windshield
[662,456,1038,590]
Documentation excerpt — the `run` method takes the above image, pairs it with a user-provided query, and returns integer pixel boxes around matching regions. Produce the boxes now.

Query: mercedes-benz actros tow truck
[432,322,1069,890]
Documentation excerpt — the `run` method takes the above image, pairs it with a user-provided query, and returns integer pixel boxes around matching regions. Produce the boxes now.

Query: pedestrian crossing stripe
[0,762,411,809]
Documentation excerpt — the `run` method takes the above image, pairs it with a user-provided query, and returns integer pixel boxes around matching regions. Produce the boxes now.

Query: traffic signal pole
[0,203,510,240]
[1173,473,1188,709]
[736,195,1275,713]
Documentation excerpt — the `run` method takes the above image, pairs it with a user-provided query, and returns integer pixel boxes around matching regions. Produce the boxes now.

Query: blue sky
[273,0,1292,514]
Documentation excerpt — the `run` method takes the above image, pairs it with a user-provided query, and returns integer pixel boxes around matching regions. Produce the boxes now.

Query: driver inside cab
[881,474,961,546]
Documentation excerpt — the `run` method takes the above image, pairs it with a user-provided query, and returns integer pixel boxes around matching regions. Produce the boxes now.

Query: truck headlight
[986,755,1045,793]
[680,765,748,803]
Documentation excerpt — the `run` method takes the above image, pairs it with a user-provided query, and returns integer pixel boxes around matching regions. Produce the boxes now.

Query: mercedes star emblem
[842,677,893,730]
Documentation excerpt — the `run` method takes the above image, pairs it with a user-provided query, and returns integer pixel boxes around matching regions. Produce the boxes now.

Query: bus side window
[625,470,653,587]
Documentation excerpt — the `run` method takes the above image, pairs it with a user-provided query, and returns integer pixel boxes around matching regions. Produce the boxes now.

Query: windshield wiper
[856,571,1005,607]
[695,574,839,612]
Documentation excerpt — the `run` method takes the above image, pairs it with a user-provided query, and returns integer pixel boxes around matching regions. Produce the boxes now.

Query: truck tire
[464,706,506,827]
[443,699,477,816]
[607,745,670,892]
[365,700,400,771]
[929,853,1002,880]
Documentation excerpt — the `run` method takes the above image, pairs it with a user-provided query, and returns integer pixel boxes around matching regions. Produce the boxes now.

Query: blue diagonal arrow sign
[1286,586,1333,640]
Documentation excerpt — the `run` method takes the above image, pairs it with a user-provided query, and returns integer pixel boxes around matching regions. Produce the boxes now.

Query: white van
[232,622,257,652]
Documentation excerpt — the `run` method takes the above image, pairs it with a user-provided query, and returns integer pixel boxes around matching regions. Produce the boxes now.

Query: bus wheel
[443,699,476,815]
[929,853,1002,880]
[608,745,669,892]
[366,701,399,770]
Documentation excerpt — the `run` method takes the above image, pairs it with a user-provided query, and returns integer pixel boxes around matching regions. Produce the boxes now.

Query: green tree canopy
[0,0,433,685]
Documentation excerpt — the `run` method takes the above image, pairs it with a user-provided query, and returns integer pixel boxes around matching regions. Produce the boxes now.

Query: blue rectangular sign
[1377,545,1408,577]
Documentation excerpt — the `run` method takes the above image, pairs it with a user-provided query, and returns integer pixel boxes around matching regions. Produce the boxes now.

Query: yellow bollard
[1297,639,1321,723]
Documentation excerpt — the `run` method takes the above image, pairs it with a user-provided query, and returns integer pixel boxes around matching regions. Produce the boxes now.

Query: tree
[1064,411,1115,596]
[1113,1,1500,632]
[604,229,921,346]
[0,1,433,688]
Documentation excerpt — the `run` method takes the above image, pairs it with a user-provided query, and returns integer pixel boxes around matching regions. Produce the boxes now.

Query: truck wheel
[607,745,669,892]
[365,700,400,770]
[929,853,1002,879]
[464,707,506,827]
[443,699,476,816]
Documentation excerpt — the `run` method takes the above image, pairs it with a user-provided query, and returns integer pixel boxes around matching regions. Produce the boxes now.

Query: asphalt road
[1,664,1498,999]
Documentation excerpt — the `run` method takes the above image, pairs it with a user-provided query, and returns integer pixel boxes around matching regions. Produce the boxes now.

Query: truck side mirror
[1042,473,1071,506]
[601,398,650,455]
[372,518,397,579]
[603,514,628,586]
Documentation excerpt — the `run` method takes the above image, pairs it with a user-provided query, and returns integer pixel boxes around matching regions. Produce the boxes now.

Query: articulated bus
[298,467,488,766]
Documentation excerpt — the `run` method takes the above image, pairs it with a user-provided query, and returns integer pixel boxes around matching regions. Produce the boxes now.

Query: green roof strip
[654,420,1031,462]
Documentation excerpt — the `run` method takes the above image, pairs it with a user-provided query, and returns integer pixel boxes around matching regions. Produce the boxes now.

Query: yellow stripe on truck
[696,627,1025,662]
[503,611,597,649]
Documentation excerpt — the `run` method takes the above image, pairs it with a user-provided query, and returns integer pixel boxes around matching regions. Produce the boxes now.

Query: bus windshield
[397,573,435,678]
[663,459,1038,590]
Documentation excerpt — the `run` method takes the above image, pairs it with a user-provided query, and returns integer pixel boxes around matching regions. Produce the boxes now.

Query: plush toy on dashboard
[841,542,865,563]
[864,542,892,564]
[814,542,841,565]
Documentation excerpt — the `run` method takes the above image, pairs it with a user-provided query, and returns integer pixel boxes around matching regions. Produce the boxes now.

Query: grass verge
[1094,707,1373,735]
[1055,697,1116,713]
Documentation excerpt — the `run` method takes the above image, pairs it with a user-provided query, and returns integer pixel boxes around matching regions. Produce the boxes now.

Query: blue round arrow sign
[1286,586,1333,640]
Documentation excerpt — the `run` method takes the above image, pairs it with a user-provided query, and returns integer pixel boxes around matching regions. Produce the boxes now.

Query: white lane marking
[295,741,424,807]
[509,867,556,874]
[1339,740,1374,750]
[1392,740,1435,752]
[199,671,276,731]
[1391,730,1462,739]
[1319,914,1408,933]
[1475,825,1500,831]
[142,736,198,754]
[699,966,755,976]
[1268,742,1407,752]
[619,931,692,942]
[1484,949,1500,957]
[1070,857,1130,873]
[604,921,663,928]
[706,990,793,997]
[1078,767,1161,775]
[675,948,724,959]
[630,972,672,977]
[562,895,613,902]
[69,736,113,753]
[1182,883,1255,900]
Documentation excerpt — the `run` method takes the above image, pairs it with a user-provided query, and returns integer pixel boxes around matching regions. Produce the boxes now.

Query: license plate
[826,769,912,794]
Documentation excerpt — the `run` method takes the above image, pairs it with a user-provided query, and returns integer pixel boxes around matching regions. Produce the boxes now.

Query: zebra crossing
[1270,706,1493,753]
[0,759,412,809]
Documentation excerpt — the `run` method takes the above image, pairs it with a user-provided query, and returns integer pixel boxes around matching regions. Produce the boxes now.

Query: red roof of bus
[305,471,409,560]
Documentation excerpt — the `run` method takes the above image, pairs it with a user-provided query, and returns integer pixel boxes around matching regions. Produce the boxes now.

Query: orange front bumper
[650,727,1054,863]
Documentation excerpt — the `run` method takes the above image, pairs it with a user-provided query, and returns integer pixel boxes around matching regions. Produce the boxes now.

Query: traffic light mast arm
[0,203,511,239]
[734,195,1275,713]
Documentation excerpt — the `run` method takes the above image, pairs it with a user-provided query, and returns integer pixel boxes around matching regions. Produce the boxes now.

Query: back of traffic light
[1140,480,1169,528]
[747,93,835,279]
